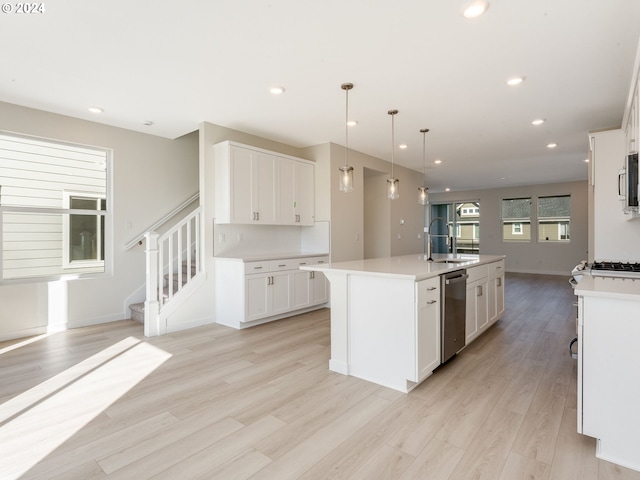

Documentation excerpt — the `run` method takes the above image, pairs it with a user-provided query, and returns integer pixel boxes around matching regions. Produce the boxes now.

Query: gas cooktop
[589,261,640,278]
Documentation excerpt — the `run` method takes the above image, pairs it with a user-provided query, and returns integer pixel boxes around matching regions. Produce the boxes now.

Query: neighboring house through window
[502,198,531,241]
[538,195,571,242]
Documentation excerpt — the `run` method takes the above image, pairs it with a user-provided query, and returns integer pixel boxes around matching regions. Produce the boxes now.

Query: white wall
[328,143,425,263]
[364,172,391,259]
[429,181,589,275]
[0,101,199,340]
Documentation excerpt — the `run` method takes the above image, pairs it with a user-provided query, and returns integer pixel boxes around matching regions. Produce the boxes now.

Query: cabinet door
[416,278,440,381]
[255,152,277,224]
[476,279,489,333]
[295,161,315,225]
[292,270,311,309]
[278,159,315,225]
[277,159,297,225]
[310,271,329,305]
[230,146,256,223]
[465,281,478,343]
[270,271,292,315]
[495,275,505,318]
[245,273,270,322]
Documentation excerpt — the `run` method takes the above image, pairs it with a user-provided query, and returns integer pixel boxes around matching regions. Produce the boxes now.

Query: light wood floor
[1,273,640,479]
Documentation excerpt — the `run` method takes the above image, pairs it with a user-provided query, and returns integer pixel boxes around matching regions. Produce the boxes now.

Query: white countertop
[300,253,505,281]
[574,274,640,301]
[214,252,329,262]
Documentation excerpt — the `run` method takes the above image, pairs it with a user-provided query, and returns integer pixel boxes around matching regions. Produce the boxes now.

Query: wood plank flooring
[1,273,640,479]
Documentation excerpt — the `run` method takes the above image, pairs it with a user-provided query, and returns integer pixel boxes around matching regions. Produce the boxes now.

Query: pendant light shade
[418,128,430,205]
[387,109,399,200]
[339,83,354,193]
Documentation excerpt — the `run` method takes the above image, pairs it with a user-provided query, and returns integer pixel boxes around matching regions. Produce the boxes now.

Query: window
[502,198,531,241]
[0,131,111,282]
[538,195,571,242]
[62,192,106,269]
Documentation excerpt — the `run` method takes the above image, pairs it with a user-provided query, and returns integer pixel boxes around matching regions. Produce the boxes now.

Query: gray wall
[429,181,588,275]
[0,101,199,340]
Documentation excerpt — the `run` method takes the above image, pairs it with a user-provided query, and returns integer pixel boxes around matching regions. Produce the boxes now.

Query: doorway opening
[428,201,480,255]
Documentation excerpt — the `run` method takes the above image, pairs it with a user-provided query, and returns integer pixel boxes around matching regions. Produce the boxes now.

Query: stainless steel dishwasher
[441,270,468,363]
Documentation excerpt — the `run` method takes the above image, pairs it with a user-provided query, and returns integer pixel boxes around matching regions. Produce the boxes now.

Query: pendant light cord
[345,86,349,168]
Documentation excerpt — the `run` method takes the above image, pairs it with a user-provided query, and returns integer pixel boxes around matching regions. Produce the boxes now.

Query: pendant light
[418,128,430,205]
[387,109,399,200]
[339,83,354,193]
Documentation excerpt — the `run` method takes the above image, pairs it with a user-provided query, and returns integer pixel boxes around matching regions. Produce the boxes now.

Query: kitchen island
[301,253,505,392]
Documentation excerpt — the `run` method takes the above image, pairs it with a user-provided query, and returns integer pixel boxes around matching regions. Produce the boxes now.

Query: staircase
[129,259,197,323]
[125,205,203,336]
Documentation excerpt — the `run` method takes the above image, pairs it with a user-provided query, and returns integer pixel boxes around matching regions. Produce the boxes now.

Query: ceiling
[2,0,640,192]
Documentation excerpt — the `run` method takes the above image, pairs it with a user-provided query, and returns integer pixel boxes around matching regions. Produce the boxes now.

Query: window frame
[62,191,107,270]
[537,194,571,243]
[502,197,532,242]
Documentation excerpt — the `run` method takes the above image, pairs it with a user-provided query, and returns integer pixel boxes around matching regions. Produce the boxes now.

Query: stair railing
[144,206,202,336]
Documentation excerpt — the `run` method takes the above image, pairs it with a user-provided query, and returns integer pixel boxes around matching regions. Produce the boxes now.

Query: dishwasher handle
[445,273,469,285]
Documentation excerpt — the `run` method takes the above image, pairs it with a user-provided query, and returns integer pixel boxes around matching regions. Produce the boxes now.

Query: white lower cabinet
[465,260,504,345]
[245,271,291,322]
[488,260,505,324]
[465,265,489,344]
[577,292,640,471]
[215,255,329,329]
[415,277,440,382]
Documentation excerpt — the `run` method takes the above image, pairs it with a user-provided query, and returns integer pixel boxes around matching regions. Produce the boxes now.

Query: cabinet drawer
[291,256,329,267]
[244,261,270,274]
[269,259,295,271]
[417,277,440,307]
[467,264,489,283]
[489,260,505,278]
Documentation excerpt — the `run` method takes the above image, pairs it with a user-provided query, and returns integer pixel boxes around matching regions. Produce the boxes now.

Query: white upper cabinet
[228,145,277,224]
[214,141,315,226]
[278,158,315,226]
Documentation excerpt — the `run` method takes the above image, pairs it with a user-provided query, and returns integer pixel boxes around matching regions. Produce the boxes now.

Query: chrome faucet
[427,216,450,261]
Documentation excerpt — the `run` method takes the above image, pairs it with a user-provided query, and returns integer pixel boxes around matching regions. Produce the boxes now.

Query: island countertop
[300,253,505,281]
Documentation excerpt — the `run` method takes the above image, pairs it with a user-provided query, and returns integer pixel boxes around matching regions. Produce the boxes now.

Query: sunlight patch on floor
[0,337,171,479]
[0,333,53,356]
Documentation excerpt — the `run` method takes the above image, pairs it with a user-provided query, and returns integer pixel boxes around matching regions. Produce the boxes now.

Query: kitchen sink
[433,258,468,264]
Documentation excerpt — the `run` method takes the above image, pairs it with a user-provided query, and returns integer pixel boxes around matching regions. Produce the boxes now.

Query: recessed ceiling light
[88,106,103,114]
[347,120,358,127]
[399,144,408,149]
[584,158,589,163]
[462,0,489,18]
[434,159,442,164]
[506,76,525,86]
[547,143,558,148]
[445,187,451,192]
[531,118,545,125]
[269,86,285,95]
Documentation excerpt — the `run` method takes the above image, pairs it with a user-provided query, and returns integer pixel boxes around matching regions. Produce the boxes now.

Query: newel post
[144,231,160,337]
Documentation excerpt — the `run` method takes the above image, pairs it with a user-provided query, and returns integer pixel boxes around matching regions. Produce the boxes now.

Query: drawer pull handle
[299,262,307,265]
[278,264,286,267]
[318,261,325,263]
[427,300,437,305]
[427,287,437,291]
[254,266,263,270]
